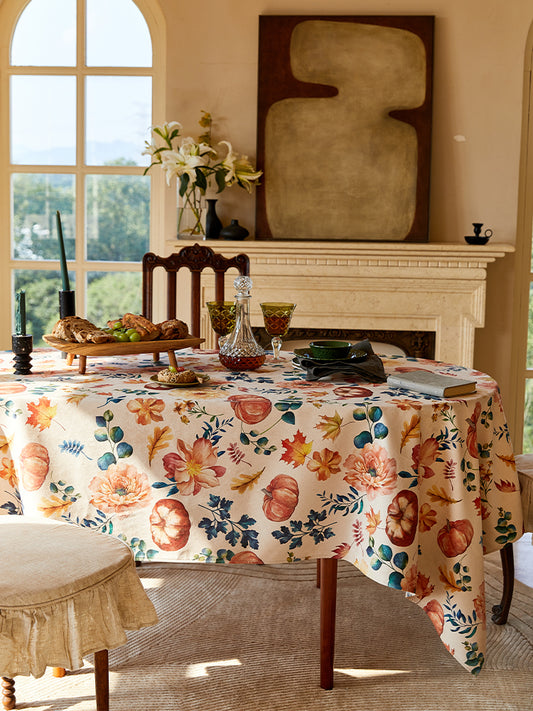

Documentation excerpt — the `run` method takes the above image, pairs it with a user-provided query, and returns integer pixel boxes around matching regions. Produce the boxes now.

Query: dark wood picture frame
[255,15,434,242]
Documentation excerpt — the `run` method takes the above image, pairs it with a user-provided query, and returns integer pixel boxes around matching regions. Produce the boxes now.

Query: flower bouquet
[143,112,262,238]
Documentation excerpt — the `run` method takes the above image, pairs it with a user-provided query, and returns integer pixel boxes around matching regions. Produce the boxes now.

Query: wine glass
[206,300,236,349]
[260,302,296,360]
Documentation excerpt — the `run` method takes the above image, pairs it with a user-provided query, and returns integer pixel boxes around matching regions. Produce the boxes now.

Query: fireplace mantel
[172,240,514,368]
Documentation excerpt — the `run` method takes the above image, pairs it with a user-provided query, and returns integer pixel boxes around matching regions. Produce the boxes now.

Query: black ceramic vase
[205,199,222,239]
[220,219,249,240]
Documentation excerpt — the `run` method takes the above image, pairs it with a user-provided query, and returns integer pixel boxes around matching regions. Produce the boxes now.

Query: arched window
[0,0,165,345]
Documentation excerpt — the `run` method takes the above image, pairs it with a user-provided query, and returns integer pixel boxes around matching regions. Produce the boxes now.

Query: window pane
[85,76,151,165]
[87,271,142,325]
[12,174,75,261]
[11,76,76,165]
[14,269,75,346]
[86,0,151,67]
[11,0,76,66]
[86,175,150,261]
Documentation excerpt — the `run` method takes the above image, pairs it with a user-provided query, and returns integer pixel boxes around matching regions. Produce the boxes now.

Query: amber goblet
[260,302,296,360]
[207,300,236,349]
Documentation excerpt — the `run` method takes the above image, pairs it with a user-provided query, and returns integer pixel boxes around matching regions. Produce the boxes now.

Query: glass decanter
[219,276,266,371]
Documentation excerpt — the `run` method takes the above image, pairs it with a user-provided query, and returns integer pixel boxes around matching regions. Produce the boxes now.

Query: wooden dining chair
[492,452,533,624]
[142,243,250,337]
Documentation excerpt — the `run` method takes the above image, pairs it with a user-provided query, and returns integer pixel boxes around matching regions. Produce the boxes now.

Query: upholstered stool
[0,518,158,710]
[492,453,533,624]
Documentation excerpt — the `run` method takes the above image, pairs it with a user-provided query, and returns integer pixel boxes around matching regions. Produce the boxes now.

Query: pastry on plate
[156,319,189,340]
[157,368,199,384]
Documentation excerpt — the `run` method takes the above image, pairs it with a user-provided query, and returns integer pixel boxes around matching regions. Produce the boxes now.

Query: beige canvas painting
[256,16,434,242]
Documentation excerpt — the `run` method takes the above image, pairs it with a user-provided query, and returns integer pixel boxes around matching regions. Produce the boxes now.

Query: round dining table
[0,346,523,680]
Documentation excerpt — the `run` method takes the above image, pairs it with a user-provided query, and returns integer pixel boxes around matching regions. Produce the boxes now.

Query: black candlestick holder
[59,290,76,318]
[12,334,33,375]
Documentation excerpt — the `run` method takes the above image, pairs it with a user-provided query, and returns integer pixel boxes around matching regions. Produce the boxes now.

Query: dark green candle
[56,210,70,291]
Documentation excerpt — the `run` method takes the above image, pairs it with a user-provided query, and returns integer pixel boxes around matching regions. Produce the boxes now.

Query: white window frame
[0,0,166,349]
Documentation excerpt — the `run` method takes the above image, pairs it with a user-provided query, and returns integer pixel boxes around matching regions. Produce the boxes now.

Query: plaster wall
[159,0,531,424]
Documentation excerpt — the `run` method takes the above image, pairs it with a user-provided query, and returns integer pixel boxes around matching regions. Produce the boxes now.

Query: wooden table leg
[491,541,514,624]
[78,355,87,374]
[320,557,338,690]
[167,350,177,370]
[66,353,74,366]
[94,649,109,711]
[1,677,15,710]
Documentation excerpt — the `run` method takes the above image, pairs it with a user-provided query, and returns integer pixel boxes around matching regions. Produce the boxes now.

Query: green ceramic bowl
[309,340,352,360]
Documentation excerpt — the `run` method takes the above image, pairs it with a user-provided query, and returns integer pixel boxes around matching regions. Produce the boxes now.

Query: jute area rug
[14,552,533,711]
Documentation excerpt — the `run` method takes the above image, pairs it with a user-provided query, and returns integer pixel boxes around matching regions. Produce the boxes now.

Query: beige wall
[160,0,532,423]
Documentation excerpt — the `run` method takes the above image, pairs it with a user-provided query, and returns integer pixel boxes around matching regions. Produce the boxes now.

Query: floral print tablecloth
[0,348,523,674]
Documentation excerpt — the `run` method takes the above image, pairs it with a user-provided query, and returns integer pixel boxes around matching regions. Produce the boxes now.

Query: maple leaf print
[365,507,381,535]
[281,430,313,468]
[127,398,165,425]
[26,396,60,431]
[315,412,343,441]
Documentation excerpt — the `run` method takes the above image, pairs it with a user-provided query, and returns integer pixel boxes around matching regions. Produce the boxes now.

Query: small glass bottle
[219,276,266,371]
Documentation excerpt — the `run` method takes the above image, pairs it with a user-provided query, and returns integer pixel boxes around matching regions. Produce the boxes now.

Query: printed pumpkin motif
[19,442,49,491]
[150,498,191,551]
[437,519,474,558]
[227,394,272,424]
[230,551,264,564]
[262,474,299,521]
[385,489,418,547]
[424,599,444,635]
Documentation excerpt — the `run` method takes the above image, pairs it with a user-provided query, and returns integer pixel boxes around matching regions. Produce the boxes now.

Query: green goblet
[207,300,236,349]
[260,302,296,360]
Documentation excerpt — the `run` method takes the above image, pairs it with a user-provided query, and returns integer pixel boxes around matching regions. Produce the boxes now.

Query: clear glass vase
[177,188,205,239]
[219,276,266,371]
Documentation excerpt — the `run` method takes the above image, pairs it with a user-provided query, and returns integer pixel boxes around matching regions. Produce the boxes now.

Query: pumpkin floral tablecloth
[0,348,523,674]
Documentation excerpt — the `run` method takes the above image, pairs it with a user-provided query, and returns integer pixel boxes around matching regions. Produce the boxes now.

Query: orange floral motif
[332,542,351,559]
[26,396,58,431]
[0,456,17,489]
[365,507,381,535]
[281,430,313,468]
[307,448,342,480]
[127,398,165,425]
[494,479,517,493]
[343,443,397,500]
[162,437,226,495]
[401,565,435,599]
[412,437,439,479]
[89,462,152,514]
[419,502,437,532]
[315,412,343,441]
[174,400,195,416]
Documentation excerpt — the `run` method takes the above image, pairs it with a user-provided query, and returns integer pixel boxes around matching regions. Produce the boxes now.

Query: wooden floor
[515,532,533,587]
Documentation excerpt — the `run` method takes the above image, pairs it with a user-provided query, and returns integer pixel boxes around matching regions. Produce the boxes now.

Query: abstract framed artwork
[255,15,434,242]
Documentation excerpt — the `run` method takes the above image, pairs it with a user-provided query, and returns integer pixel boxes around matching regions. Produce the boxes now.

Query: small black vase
[205,199,222,239]
[220,219,249,240]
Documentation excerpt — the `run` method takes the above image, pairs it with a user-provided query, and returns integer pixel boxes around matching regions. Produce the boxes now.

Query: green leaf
[352,407,367,420]
[281,411,296,425]
[368,406,383,422]
[109,426,124,443]
[354,431,372,448]
[179,174,189,196]
[378,544,392,561]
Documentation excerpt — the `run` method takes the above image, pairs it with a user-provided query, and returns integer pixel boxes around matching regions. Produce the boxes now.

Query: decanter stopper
[218,276,266,371]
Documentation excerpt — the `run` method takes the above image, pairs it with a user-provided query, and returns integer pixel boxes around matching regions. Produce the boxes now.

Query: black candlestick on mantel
[12,334,33,374]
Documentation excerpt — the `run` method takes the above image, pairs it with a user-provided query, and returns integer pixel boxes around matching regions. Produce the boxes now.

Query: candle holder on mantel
[12,334,33,375]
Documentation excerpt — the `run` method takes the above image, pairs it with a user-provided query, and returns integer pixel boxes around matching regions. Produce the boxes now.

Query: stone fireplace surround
[172,240,514,368]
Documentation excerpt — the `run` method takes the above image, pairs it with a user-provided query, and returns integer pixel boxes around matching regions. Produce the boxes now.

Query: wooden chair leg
[491,541,515,624]
[94,649,109,711]
[319,558,338,690]
[316,558,321,588]
[1,677,16,710]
